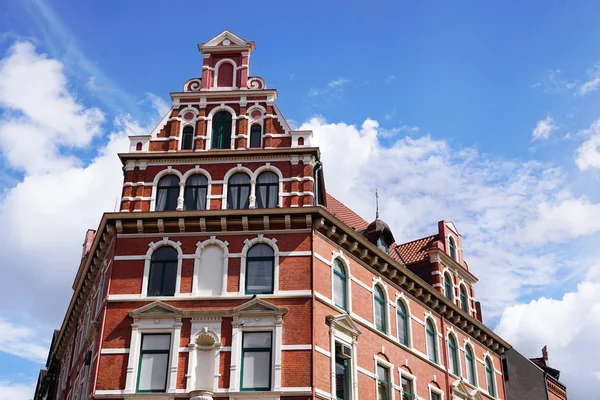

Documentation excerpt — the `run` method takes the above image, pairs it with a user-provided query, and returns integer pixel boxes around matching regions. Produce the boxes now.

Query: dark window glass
[376,237,389,254]
[211,111,232,149]
[374,285,387,333]
[184,174,208,210]
[466,346,476,385]
[486,358,496,396]
[335,356,349,400]
[333,259,347,310]
[397,301,409,346]
[181,126,194,150]
[426,319,438,363]
[256,172,278,208]
[448,335,459,375]
[156,175,180,211]
[449,237,457,260]
[460,285,469,312]
[401,377,414,400]
[444,273,454,300]
[227,173,251,209]
[246,244,274,294]
[377,365,389,400]
[148,247,178,296]
[250,124,262,148]
[430,391,441,400]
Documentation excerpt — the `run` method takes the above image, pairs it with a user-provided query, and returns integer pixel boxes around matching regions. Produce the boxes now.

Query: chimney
[475,301,483,322]
[542,345,549,365]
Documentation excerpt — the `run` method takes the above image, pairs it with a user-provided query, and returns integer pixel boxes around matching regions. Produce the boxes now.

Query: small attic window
[376,236,390,254]
[449,237,457,260]
[298,137,304,146]
[136,142,143,151]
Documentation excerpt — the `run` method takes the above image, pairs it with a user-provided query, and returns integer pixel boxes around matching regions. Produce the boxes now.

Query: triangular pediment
[233,297,288,316]
[327,314,362,336]
[201,30,252,48]
[446,221,459,235]
[129,300,183,318]
[451,379,483,400]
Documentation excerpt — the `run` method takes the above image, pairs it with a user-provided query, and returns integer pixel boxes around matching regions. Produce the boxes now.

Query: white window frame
[463,342,479,388]
[398,367,418,400]
[141,238,183,297]
[372,279,390,335]
[239,234,280,295]
[194,236,229,296]
[484,356,497,398]
[424,316,440,364]
[446,330,462,378]
[428,383,445,400]
[206,105,237,150]
[328,314,361,400]
[374,357,395,400]
[181,167,212,211]
[150,168,184,211]
[330,251,352,313]
[395,293,412,348]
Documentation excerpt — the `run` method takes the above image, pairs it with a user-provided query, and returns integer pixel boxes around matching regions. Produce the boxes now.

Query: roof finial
[375,188,379,220]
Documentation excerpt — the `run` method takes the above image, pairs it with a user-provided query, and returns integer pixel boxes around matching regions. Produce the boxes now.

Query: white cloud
[384,75,396,84]
[303,117,600,317]
[0,319,49,363]
[496,264,600,399]
[532,69,577,92]
[328,77,349,88]
[576,118,600,171]
[532,115,557,141]
[578,63,600,96]
[0,380,36,400]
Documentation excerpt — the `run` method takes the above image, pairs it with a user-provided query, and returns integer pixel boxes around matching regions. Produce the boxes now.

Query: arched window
[486,357,496,397]
[249,124,262,148]
[444,272,454,300]
[465,345,476,386]
[426,319,438,363]
[460,285,469,312]
[184,174,208,210]
[197,244,224,296]
[396,301,409,346]
[256,172,278,208]
[245,244,274,294]
[156,175,180,211]
[333,259,347,311]
[216,62,234,87]
[373,285,387,333]
[449,237,457,260]
[136,142,143,151]
[227,173,251,209]
[148,247,178,296]
[181,126,194,150]
[448,334,459,376]
[297,137,304,146]
[211,111,232,149]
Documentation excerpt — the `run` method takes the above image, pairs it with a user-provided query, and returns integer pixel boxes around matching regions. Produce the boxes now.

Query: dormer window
[365,219,395,256]
[249,124,262,148]
[376,237,389,254]
[181,126,194,150]
[449,237,457,260]
[212,111,232,149]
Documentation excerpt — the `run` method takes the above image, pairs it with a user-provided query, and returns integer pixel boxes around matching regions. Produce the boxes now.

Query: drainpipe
[441,317,452,396]
[313,161,323,206]
[310,215,317,399]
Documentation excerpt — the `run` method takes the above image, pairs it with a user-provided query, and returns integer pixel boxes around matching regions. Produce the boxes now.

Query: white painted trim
[213,58,238,88]
[108,290,312,302]
[141,238,183,297]
[281,344,312,351]
[279,251,312,257]
[428,383,445,400]
[239,234,280,294]
[374,356,396,400]
[357,366,376,379]
[194,236,229,296]
[315,346,331,357]
[206,104,237,150]
[100,348,129,355]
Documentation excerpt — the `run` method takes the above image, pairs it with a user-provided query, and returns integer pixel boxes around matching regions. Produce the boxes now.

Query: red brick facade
[44,30,514,400]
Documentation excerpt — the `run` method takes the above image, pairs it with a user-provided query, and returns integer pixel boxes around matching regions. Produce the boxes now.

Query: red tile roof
[396,234,438,264]
[324,193,369,232]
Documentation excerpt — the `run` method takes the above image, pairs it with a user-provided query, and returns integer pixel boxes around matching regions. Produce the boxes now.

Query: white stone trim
[100,348,129,355]
[372,280,391,336]
[149,167,184,211]
[428,383,445,400]
[374,356,396,400]
[281,344,312,351]
[206,104,237,150]
[331,251,353,313]
[213,58,238,89]
[239,234,280,294]
[194,236,229,296]
[398,367,418,400]
[221,164,254,210]
[141,238,183,297]
[315,346,331,358]
[395,292,414,349]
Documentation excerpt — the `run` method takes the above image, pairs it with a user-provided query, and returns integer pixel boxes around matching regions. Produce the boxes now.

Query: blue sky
[1,0,600,398]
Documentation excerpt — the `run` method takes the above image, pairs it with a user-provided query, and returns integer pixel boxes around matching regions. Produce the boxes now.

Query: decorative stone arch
[206,104,237,150]
[221,164,254,210]
[150,167,184,211]
[483,354,498,396]
[441,266,457,301]
[330,249,353,313]
[372,278,390,335]
[194,236,229,296]
[446,328,463,377]
[178,107,199,150]
[213,58,238,88]
[424,313,441,363]
[181,166,213,211]
[253,163,284,208]
[239,234,280,294]
[142,237,184,297]
[463,340,479,387]
[246,104,267,147]
[394,292,413,348]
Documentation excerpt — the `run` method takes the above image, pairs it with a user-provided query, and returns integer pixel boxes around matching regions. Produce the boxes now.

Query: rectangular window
[377,364,390,400]
[401,376,414,400]
[430,390,441,400]
[335,355,349,400]
[241,332,272,391]
[137,334,170,392]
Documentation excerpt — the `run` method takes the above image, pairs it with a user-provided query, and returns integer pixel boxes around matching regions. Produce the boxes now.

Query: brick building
[34,30,562,400]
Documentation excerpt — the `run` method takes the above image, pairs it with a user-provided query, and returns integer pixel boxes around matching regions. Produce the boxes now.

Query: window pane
[427,320,437,362]
[250,125,262,148]
[138,353,168,391]
[162,262,177,296]
[242,352,270,389]
[248,244,273,258]
[374,300,385,331]
[246,259,273,293]
[152,247,178,261]
[335,358,348,400]
[334,273,346,309]
[142,335,170,351]
[243,332,272,348]
[148,263,165,296]
[397,311,408,345]
[402,377,413,398]
[377,365,388,382]
[431,392,441,400]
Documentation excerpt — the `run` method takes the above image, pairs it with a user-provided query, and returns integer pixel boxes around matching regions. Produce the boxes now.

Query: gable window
[334,343,351,400]
[255,172,278,208]
[249,124,262,148]
[156,175,180,211]
[245,244,274,294]
[444,272,454,301]
[397,301,409,346]
[449,237,457,260]
[426,319,438,363]
[227,173,251,209]
[466,345,476,386]
[401,376,414,400]
[184,174,208,210]
[211,111,232,149]
[241,332,272,391]
[137,334,170,392]
[486,357,496,397]
[376,237,390,254]
[333,259,347,311]
[376,364,390,400]
[448,334,459,376]
[373,285,387,333]
[181,126,194,150]
[148,247,178,296]
[460,285,469,312]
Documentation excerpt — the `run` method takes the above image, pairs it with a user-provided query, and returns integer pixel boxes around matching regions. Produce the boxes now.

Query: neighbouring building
[34,30,567,400]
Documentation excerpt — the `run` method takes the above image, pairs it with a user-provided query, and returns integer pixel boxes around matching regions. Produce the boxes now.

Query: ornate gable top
[326,314,362,336]
[129,300,183,318]
[198,29,255,53]
[232,296,288,316]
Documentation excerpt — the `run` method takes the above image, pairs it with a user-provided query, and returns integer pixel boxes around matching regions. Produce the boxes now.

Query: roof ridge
[398,233,439,247]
